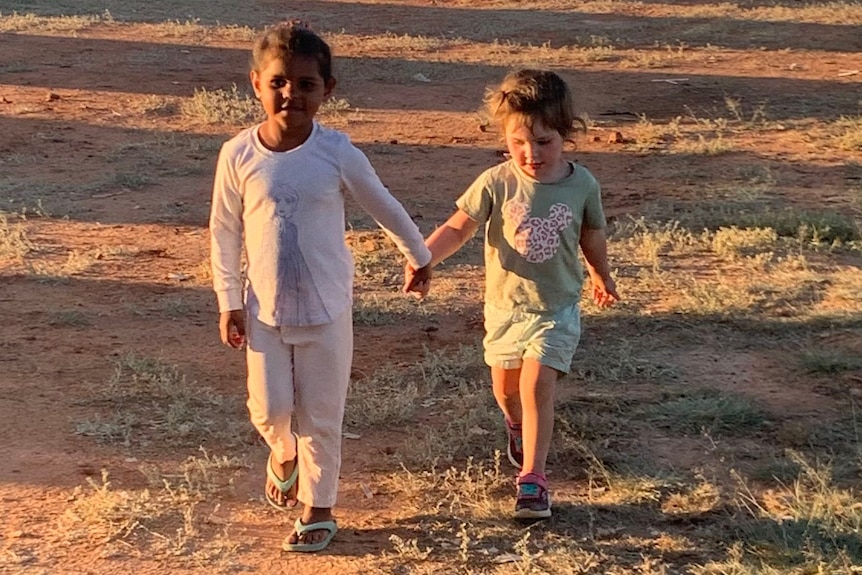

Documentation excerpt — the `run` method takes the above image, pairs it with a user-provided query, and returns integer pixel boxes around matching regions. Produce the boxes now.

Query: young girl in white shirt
[406,69,619,520]
[210,21,431,552]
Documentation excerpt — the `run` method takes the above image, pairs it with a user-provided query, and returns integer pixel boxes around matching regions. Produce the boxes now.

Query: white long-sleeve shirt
[210,122,431,327]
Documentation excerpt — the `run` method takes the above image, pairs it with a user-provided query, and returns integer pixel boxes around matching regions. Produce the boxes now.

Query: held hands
[590,273,621,308]
[403,262,432,299]
[219,310,246,349]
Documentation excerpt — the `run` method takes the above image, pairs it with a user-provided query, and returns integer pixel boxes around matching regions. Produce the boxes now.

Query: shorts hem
[523,352,571,374]
[486,357,523,370]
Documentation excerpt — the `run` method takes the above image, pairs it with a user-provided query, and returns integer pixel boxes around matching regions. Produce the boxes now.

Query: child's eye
[270,79,287,89]
[299,80,317,91]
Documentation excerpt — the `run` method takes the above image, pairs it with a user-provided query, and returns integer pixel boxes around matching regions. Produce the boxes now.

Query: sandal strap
[267,453,299,491]
[294,518,337,536]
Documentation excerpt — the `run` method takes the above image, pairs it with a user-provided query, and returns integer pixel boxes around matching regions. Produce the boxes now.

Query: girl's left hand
[591,275,620,308]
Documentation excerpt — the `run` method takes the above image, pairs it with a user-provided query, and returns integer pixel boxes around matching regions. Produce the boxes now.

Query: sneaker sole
[514,494,552,520]
[514,507,552,519]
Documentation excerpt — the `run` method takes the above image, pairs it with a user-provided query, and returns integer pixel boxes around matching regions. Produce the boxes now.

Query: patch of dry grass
[179,85,260,125]
[836,115,862,151]
[0,10,111,33]
[0,212,34,260]
[60,451,247,564]
[74,353,246,448]
[345,345,483,432]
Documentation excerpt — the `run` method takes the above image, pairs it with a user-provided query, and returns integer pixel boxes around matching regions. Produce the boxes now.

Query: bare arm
[580,226,620,307]
[426,209,480,267]
[403,209,479,297]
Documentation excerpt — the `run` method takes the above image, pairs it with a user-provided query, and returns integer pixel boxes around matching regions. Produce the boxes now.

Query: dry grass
[3,2,862,574]
[179,85,260,125]
[74,353,246,448]
[59,451,248,564]
[0,212,34,260]
[0,10,111,33]
[836,115,862,151]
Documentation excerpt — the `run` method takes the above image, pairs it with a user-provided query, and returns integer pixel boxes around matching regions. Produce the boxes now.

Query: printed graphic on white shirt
[503,200,574,263]
[275,184,329,324]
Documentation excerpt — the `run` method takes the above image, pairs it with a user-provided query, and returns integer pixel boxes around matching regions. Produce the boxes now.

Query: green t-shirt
[456,160,606,312]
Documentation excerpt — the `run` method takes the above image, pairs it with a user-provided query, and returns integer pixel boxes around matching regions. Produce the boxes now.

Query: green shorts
[482,301,582,374]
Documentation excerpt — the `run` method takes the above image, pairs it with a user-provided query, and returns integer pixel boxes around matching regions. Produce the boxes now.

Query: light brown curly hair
[483,69,585,140]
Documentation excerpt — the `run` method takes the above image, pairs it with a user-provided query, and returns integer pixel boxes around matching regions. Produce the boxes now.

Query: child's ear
[249,70,261,99]
[323,77,337,99]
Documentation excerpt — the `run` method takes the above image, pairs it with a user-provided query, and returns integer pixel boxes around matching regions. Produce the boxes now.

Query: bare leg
[491,365,522,424]
[518,359,559,476]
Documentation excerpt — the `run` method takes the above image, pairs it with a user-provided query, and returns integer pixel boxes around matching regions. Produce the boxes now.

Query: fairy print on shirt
[503,200,573,263]
[274,184,329,325]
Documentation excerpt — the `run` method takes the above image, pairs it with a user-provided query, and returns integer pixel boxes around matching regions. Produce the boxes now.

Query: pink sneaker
[515,472,551,520]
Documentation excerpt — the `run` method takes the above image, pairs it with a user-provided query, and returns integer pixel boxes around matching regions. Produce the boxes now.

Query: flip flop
[281,518,338,553]
[265,435,299,511]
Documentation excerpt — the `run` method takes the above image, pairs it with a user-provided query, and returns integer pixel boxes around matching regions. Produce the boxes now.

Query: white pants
[245,309,353,508]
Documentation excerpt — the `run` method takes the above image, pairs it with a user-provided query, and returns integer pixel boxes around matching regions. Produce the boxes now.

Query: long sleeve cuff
[216,289,243,313]
[407,245,432,270]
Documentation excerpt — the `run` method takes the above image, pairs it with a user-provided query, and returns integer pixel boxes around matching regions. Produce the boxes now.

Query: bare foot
[266,455,298,507]
[285,506,335,546]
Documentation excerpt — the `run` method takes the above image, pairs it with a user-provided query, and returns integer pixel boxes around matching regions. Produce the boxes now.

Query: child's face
[251,54,334,135]
[504,117,567,183]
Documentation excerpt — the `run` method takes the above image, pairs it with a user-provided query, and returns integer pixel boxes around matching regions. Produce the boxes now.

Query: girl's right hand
[403,263,432,299]
[219,310,246,349]
[590,275,620,308]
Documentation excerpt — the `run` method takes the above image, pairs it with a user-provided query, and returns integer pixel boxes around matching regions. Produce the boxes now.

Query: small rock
[46,92,60,102]
[607,131,625,144]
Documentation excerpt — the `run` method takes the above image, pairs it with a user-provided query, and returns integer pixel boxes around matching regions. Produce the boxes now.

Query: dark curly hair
[250,20,333,83]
